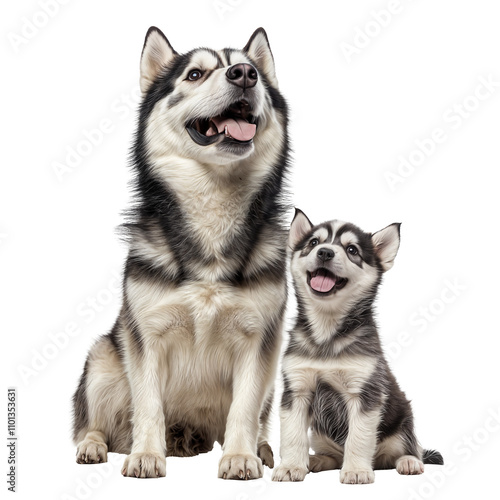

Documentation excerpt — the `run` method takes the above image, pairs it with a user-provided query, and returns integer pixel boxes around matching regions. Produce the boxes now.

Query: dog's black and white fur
[272,210,443,483]
[72,27,290,480]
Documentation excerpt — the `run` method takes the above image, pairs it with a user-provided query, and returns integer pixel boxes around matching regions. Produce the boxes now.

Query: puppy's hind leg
[309,431,343,473]
[308,454,339,473]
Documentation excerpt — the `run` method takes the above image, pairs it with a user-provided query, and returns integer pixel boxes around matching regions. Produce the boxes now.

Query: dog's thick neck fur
[121,44,290,285]
[288,279,384,360]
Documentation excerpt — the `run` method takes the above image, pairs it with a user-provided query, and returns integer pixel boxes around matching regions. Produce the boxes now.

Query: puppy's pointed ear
[140,27,177,93]
[243,28,278,88]
[371,223,401,272]
[289,209,313,250]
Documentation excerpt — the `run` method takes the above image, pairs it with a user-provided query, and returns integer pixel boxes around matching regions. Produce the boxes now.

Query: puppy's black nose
[226,63,258,89]
[317,248,334,262]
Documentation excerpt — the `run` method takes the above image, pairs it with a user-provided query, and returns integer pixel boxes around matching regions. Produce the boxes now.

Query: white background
[2,1,500,499]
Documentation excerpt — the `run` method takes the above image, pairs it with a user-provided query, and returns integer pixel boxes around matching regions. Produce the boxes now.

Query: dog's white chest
[283,355,377,396]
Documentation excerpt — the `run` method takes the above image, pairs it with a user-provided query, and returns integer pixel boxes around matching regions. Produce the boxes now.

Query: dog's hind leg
[166,423,214,457]
[257,389,275,468]
[73,330,132,464]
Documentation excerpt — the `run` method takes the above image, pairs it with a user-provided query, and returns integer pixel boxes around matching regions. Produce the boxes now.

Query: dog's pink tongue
[211,116,256,141]
[310,269,336,293]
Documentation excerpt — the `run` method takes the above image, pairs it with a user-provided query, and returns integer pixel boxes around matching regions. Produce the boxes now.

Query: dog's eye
[347,245,358,255]
[310,238,319,247]
[187,69,203,81]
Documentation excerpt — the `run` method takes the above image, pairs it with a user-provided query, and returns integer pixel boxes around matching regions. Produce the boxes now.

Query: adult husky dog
[72,27,289,480]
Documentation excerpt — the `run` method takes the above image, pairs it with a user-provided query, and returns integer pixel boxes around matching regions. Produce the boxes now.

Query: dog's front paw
[396,456,424,475]
[121,452,166,478]
[218,453,263,480]
[272,464,308,482]
[340,468,375,484]
[76,439,108,464]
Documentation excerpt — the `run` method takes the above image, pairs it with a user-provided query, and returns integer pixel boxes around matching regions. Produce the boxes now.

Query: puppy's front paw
[396,455,424,475]
[218,453,263,480]
[121,452,166,478]
[76,439,108,464]
[272,464,308,482]
[340,468,375,484]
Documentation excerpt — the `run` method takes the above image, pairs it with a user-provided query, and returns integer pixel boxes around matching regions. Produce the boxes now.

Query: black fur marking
[260,297,287,363]
[260,390,274,425]
[107,319,124,361]
[168,93,185,108]
[281,375,294,410]
[423,449,444,465]
[121,295,144,356]
[166,423,214,457]
[359,362,386,412]
[72,358,89,442]
[223,48,234,66]
[286,295,382,360]
[333,223,377,268]
[125,253,183,286]
[312,382,349,446]
[237,255,286,286]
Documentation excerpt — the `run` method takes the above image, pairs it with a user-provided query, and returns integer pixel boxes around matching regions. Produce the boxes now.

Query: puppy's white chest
[284,355,377,396]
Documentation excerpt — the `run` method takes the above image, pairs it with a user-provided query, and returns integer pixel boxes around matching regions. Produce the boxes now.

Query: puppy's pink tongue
[211,116,256,141]
[310,270,336,293]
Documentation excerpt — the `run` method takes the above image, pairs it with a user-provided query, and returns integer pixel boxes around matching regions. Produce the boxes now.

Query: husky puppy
[72,27,290,480]
[272,210,443,483]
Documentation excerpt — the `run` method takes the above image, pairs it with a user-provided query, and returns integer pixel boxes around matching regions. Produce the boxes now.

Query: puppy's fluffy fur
[272,210,443,483]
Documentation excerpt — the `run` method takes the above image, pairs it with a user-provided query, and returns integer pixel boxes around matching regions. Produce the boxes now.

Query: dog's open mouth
[186,100,257,146]
[307,268,348,296]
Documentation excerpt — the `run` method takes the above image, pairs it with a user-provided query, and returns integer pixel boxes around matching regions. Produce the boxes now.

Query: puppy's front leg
[121,343,167,478]
[340,400,380,484]
[272,388,312,482]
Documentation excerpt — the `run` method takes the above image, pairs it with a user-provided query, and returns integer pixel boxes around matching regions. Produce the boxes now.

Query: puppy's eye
[310,238,319,247]
[187,69,203,81]
[347,245,358,255]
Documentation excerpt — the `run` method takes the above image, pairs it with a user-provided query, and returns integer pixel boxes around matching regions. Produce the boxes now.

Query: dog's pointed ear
[289,209,313,250]
[243,28,278,88]
[371,223,401,272]
[140,27,177,93]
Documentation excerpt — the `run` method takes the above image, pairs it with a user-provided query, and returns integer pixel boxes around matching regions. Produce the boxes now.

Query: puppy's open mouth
[307,268,348,296]
[186,100,257,146]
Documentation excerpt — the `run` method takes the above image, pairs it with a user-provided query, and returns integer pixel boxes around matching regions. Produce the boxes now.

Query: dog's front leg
[271,389,312,482]
[340,400,380,484]
[121,345,167,478]
[218,342,271,480]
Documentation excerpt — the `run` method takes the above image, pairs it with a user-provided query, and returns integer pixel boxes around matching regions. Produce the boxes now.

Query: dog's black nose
[226,63,258,89]
[317,248,334,262]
